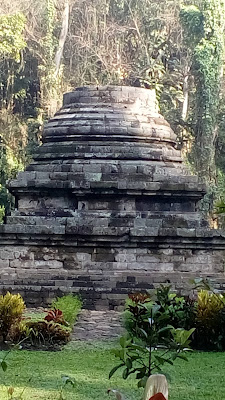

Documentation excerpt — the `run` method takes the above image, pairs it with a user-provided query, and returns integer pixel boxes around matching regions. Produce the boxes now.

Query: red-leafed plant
[44,309,66,325]
[128,292,151,304]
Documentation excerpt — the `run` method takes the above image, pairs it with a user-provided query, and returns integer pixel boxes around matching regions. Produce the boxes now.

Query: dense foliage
[0,292,81,349]
[0,292,25,342]
[1,0,225,216]
[123,284,225,352]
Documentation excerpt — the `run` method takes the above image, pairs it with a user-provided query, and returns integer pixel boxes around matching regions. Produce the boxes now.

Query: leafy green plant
[123,293,153,338]
[52,294,82,326]
[184,279,225,350]
[155,285,196,331]
[0,13,27,61]
[0,348,9,373]
[123,283,225,351]
[0,292,25,343]
[215,199,225,227]
[110,305,194,388]
[58,375,76,400]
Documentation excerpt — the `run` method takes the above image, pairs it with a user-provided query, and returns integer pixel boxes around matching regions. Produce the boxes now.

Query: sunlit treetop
[0,13,27,62]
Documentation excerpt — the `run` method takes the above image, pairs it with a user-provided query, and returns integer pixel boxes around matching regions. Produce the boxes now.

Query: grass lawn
[0,341,224,399]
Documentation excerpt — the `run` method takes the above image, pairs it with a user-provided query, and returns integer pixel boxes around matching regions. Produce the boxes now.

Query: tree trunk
[182,74,189,121]
[54,0,70,77]
[181,73,190,154]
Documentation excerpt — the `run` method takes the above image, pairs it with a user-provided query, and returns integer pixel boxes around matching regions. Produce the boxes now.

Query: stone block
[134,218,146,228]
[61,261,79,270]
[177,228,196,237]
[84,173,102,182]
[10,260,34,269]
[145,227,159,236]
[146,219,163,228]
[159,228,178,236]
[34,260,63,269]
[196,229,220,237]
[83,164,102,173]
[115,253,136,262]
[76,253,92,262]
[136,255,160,263]
[35,172,50,180]
[143,182,161,191]
[93,253,115,262]
[0,260,10,268]
[130,228,145,237]
[49,172,68,181]
[0,250,15,260]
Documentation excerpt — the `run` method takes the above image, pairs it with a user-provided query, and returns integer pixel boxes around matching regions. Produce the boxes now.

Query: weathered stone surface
[72,310,124,340]
[0,85,223,308]
[0,243,223,307]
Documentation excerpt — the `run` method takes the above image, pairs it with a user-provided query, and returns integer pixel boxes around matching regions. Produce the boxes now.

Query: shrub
[123,284,225,351]
[10,316,71,349]
[25,320,71,347]
[0,292,25,342]
[193,290,225,350]
[51,294,82,326]
[7,320,31,344]
[124,286,195,340]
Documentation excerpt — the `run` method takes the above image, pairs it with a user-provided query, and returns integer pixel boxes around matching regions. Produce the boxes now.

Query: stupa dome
[9,85,206,219]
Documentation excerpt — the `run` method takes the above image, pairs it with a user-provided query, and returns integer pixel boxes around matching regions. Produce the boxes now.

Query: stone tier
[46,86,177,146]
[9,86,206,220]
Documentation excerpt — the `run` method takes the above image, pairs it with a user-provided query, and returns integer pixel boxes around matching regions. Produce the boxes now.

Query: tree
[180,1,225,184]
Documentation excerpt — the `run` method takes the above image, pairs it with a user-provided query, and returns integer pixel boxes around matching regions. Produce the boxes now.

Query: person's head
[144,374,168,400]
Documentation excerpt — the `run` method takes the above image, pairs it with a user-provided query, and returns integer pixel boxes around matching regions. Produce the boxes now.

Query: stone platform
[0,86,224,308]
[72,310,124,341]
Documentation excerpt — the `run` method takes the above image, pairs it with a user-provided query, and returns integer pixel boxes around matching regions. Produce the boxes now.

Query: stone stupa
[0,85,224,308]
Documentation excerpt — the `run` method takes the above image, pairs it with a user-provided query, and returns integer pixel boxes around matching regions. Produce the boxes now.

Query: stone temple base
[0,233,225,308]
[1,85,225,308]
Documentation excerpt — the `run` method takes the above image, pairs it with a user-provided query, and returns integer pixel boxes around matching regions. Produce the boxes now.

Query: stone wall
[0,240,224,309]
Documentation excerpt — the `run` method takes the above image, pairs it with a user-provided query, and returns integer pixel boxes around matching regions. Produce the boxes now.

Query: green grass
[0,341,225,399]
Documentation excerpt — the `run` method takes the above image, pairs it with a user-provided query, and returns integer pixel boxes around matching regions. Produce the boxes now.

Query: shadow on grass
[0,344,139,400]
[1,346,225,400]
